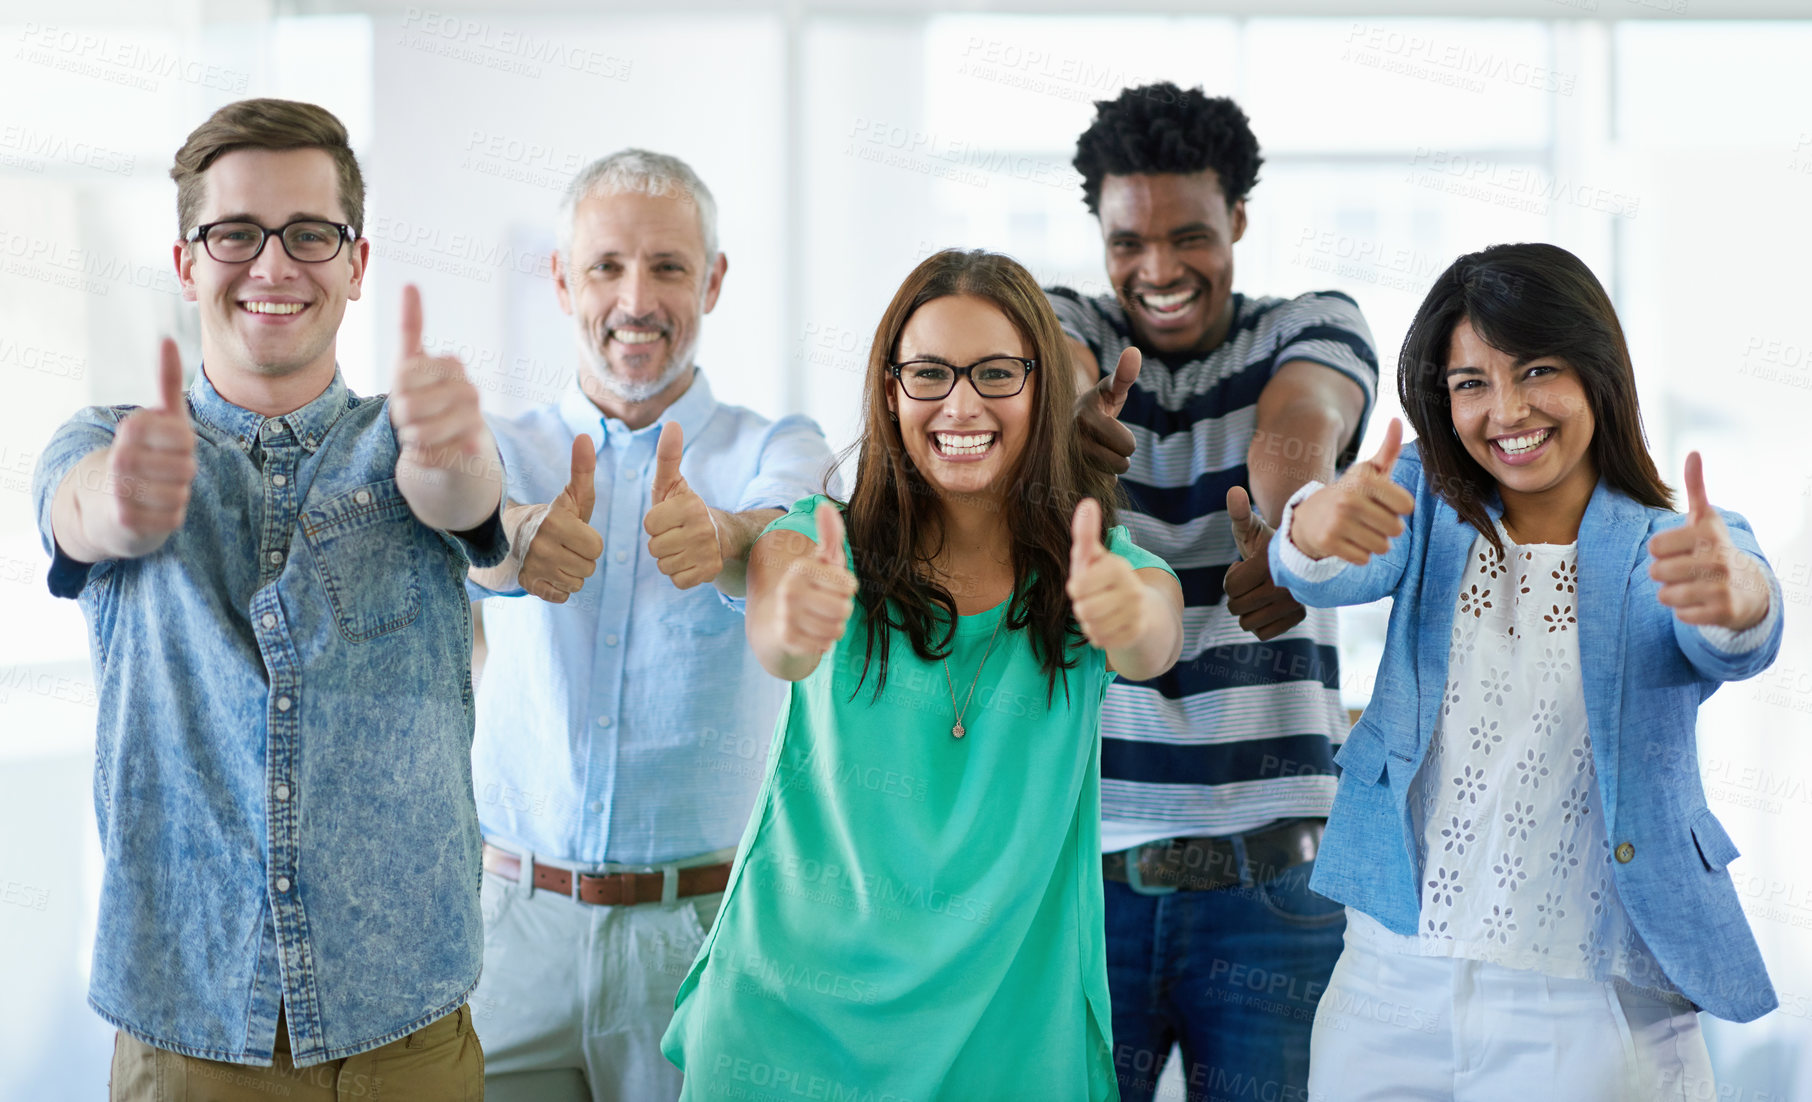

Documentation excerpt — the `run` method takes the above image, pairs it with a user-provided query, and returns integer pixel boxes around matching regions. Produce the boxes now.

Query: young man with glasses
[462,149,834,1102]
[33,98,505,1099]
[1053,84,1379,1100]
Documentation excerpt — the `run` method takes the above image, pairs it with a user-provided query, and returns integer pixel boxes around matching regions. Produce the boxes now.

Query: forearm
[398,428,504,532]
[710,507,783,598]
[52,449,155,562]
[1106,583,1183,682]
[1248,400,1347,524]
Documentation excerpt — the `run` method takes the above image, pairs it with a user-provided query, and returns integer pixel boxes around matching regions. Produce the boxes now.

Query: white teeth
[934,432,995,455]
[241,301,304,315]
[611,329,663,345]
[1140,289,1198,312]
[1497,429,1552,455]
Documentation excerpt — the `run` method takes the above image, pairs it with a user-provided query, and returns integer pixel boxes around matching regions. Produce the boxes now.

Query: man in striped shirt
[1047,84,1378,1100]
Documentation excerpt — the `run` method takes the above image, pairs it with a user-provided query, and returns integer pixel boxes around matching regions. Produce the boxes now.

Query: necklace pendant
[952,722,965,739]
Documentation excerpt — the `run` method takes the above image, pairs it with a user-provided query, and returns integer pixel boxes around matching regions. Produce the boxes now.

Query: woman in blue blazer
[1268,243,1782,1101]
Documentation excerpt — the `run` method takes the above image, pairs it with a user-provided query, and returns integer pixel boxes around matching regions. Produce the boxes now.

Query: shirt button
[271,474,287,487]
[276,696,292,712]
[1615,842,1635,864]
[261,613,277,629]
[605,634,619,647]
[276,876,291,893]
[354,489,372,505]
[275,783,291,801]
[623,468,639,480]
[589,800,603,813]
[596,716,612,728]
[615,551,628,564]
[268,551,283,565]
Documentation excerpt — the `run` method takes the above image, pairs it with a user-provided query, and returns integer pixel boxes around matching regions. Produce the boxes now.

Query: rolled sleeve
[734,414,838,512]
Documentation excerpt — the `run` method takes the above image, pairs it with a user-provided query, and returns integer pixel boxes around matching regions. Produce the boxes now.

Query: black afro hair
[1073,83,1262,215]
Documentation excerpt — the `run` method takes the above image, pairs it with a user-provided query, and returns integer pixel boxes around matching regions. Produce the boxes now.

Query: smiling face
[555,189,725,408]
[1445,317,1598,514]
[175,147,366,385]
[1098,170,1246,356]
[887,294,1036,504]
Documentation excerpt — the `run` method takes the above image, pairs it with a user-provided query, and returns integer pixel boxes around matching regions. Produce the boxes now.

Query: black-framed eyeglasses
[184,220,357,264]
[889,356,1036,400]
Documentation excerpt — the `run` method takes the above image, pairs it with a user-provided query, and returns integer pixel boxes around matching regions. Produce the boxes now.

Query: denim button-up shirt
[471,370,834,866]
[31,369,507,1066]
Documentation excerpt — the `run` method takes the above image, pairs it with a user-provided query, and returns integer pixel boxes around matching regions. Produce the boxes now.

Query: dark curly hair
[1073,83,1263,215]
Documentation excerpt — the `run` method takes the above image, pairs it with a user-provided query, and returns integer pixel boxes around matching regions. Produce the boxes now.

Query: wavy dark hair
[1397,242,1673,558]
[1073,83,1263,214]
[841,250,1121,702]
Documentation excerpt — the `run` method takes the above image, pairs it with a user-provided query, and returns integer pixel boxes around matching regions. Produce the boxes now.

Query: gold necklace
[942,607,1005,739]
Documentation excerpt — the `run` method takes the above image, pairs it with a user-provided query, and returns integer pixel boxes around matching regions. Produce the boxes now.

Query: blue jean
[1104,852,1345,1102]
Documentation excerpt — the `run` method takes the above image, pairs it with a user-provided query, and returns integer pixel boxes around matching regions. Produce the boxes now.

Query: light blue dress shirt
[33,370,507,1065]
[471,369,836,866]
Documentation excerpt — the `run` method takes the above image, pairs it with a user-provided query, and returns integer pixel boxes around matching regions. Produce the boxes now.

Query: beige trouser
[109,1004,483,1102]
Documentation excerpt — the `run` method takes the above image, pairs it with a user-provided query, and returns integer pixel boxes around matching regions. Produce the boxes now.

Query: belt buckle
[1124,842,1178,896]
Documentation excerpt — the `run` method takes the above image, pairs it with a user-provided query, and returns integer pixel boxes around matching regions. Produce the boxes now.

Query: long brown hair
[841,249,1121,700]
[1397,242,1673,557]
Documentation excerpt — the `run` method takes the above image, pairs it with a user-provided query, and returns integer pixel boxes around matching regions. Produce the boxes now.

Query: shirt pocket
[1689,807,1742,872]
[301,478,423,642]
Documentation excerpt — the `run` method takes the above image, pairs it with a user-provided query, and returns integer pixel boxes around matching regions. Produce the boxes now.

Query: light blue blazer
[1271,442,1784,1022]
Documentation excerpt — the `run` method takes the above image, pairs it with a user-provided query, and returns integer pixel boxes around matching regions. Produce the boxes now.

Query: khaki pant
[110,1004,483,1102]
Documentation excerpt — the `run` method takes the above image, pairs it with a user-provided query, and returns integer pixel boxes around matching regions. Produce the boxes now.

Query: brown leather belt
[1103,818,1324,893]
[483,843,730,906]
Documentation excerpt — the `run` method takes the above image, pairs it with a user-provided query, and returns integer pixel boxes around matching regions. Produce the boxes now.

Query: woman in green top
[662,250,1183,1100]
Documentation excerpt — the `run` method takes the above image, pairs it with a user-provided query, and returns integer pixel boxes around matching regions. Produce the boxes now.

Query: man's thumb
[1226,485,1262,558]
[565,434,596,522]
[653,421,685,502]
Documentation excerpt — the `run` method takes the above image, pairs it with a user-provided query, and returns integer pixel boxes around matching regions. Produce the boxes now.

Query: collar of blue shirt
[557,367,718,458]
[187,364,352,454]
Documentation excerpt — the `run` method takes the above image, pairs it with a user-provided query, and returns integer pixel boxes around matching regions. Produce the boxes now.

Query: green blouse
[663,496,1173,1101]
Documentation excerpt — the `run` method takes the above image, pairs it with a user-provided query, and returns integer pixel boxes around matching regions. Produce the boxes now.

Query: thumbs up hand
[1286,418,1416,565]
[642,422,725,590]
[388,284,486,467]
[1647,452,1771,631]
[518,434,604,604]
[102,338,199,555]
[1067,498,1150,651]
[1075,345,1141,475]
[1222,486,1308,641]
[769,501,858,660]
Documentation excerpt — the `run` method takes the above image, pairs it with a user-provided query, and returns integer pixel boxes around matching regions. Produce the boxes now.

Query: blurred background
[3,0,1811,1097]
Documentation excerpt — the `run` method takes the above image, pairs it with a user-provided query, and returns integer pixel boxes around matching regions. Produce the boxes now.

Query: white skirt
[1308,909,1714,1102]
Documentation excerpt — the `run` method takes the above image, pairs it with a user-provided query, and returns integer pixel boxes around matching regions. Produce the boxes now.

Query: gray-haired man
[465,151,834,1101]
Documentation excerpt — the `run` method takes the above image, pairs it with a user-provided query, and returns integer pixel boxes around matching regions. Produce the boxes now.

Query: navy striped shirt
[1047,288,1379,844]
